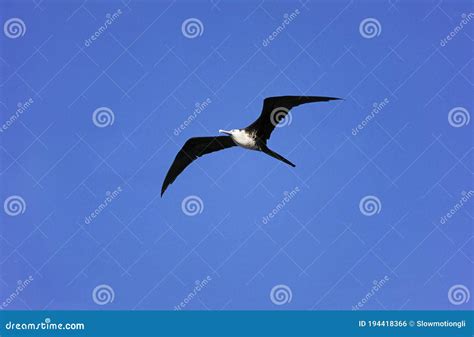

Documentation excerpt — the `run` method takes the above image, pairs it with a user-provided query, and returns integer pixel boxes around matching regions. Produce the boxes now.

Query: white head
[219,129,238,136]
[219,128,257,149]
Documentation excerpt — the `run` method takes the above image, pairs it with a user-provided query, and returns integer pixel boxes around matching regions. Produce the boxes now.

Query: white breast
[231,130,258,149]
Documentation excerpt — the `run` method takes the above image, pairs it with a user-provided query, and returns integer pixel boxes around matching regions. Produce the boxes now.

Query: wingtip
[319,96,343,101]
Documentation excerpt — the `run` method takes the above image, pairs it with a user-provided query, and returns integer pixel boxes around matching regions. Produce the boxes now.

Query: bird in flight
[161,95,341,196]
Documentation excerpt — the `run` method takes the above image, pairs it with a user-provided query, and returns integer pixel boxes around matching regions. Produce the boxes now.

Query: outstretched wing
[248,96,341,141]
[161,136,236,196]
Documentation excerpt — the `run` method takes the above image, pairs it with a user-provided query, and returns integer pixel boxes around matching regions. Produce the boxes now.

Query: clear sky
[0,0,472,310]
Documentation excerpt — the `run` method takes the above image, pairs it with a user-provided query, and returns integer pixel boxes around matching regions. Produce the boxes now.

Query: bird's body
[161,95,341,196]
[220,129,259,150]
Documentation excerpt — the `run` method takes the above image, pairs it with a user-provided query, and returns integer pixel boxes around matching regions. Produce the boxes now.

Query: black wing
[247,96,341,141]
[161,136,236,196]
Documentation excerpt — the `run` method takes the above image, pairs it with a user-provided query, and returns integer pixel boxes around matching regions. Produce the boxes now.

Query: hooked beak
[219,129,232,135]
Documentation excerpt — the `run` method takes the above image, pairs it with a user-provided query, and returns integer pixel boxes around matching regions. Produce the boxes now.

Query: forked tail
[260,145,295,167]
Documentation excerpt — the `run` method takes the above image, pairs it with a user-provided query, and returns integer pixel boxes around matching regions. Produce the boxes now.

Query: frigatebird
[161,95,340,196]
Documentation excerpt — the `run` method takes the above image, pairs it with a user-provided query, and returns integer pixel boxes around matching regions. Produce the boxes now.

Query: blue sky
[0,0,472,310]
